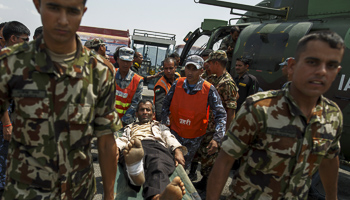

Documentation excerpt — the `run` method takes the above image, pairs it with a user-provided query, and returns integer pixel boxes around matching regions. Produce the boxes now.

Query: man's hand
[3,125,12,141]
[227,46,233,53]
[174,148,185,167]
[207,139,218,155]
[98,134,118,200]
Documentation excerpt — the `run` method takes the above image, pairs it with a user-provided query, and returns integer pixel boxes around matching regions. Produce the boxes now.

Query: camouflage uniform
[222,83,342,200]
[219,34,236,72]
[0,36,118,199]
[196,71,238,177]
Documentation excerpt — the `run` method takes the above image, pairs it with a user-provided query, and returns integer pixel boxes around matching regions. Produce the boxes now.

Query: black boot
[193,176,207,191]
[188,162,198,181]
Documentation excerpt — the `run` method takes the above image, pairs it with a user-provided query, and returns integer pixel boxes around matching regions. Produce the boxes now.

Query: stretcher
[113,130,201,200]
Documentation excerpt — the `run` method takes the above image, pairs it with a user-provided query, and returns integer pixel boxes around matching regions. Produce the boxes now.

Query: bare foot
[153,176,186,200]
[123,139,145,186]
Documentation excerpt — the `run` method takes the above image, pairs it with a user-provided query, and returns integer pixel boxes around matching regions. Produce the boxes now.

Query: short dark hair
[34,26,43,38]
[169,52,180,59]
[3,21,30,42]
[136,99,155,113]
[230,26,240,34]
[134,51,142,58]
[113,46,123,61]
[296,31,345,60]
[0,22,7,30]
[210,59,227,68]
[39,0,87,5]
[163,57,175,65]
[236,57,250,66]
[91,46,100,52]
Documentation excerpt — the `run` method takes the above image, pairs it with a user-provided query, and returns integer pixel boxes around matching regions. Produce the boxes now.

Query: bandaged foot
[152,176,186,200]
[123,139,145,186]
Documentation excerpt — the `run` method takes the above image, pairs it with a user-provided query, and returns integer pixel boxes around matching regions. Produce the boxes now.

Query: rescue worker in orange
[115,47,144,126]
[161,55,227,169]
[153,57,180,121]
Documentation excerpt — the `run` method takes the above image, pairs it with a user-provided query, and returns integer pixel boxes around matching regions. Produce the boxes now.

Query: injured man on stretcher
[116,99,188,200]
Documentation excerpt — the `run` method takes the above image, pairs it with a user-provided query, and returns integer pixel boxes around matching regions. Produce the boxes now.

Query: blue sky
[0,0,261,45]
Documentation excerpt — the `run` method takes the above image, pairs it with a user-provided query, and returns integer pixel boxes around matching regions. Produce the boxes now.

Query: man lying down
[116,99,187,200]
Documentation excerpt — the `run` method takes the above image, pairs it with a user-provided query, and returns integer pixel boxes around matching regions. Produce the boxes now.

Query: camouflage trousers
[192,131,219,177]
[170,130,204,170]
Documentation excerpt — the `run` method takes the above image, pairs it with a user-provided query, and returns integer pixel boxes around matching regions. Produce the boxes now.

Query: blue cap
[279,57,294,66]
[119,47,134,61]
[185,55,204,69]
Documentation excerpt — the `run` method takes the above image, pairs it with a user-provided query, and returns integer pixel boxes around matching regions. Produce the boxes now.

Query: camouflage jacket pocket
[68,103,94,147]
[248,127,299,176]
[14,97,50,146]
[311,123,334,156]
[9,160,56,190]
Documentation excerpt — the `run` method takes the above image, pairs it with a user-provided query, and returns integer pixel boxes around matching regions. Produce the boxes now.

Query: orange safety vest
[115,69,143,119]
[153,75,180,103]
[170,77,211,138]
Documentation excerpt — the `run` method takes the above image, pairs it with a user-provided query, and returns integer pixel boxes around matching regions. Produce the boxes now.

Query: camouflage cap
[205,50,228,62]
[90,38,106,48]
[119,47,134,61]
[185,55,204,69]
[279,57,294,66]
[84,40,92,48]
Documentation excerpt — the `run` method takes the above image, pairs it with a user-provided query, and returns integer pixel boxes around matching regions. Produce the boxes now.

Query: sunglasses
[16,36,29,42]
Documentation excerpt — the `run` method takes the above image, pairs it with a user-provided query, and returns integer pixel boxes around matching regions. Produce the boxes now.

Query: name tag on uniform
[116,90,128,98]
[266,127,297,137]
[12,89,47,98]
[239,82,246,87]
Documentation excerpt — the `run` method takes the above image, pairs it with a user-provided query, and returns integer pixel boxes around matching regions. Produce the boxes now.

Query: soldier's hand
[3,125,12,141]
[174,148,185,167]
[207,139,218,155]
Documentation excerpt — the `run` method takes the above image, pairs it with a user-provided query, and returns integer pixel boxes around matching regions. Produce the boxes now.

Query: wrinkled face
[117,59,133,74]
[134,52,143,65]
[136,102,155,123]
[185,64,203,85]
[163,61,175,80]
[33,0,86,46]
[235,60,248,76]
[230,31,239,42]
[289,40,343,99]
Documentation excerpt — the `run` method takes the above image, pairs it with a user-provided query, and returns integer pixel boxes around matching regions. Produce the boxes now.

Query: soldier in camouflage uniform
[87,38,110,61]
[219,26,240,72]
[207,31,344,200]
[0,0,118,199]
[192,50,239,190]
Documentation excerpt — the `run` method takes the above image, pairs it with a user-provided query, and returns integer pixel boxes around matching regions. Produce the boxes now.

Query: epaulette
[322,96,341,110]
[0,42,31,60]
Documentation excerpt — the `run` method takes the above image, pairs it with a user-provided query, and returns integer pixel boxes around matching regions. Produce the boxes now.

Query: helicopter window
[212,38,223,51]
[242,33,289,72]
[187,35,210,57]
